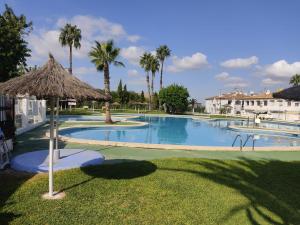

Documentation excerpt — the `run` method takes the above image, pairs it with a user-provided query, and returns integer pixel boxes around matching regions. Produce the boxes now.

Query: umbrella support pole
[54,98,60,161]
[43,98,66,200]
[49,98,54,196]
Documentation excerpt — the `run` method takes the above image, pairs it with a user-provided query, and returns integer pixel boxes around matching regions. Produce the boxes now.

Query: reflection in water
[156,117,188,144]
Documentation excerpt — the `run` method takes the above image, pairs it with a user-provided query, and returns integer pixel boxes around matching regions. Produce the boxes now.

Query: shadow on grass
[1,123,68,224]
[61,160,157,193]
[0,170,33,225]
[161,158,300,225]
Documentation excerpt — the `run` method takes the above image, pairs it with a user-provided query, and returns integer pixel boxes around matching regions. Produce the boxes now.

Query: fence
[0,95,15,139]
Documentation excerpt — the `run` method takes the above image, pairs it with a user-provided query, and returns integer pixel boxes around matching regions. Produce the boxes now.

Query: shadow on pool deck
[160,158,300,225]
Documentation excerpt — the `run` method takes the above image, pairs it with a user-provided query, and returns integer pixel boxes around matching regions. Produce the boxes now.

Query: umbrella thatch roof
[112,102,121,106]
[273,86,300,101]
[0,54,108,100]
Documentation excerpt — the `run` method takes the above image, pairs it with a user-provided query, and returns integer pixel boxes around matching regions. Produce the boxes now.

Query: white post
[54,98,60,161]
[49,98,54,196]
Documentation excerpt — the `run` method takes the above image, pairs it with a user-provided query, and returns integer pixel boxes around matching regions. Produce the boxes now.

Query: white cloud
[215,72,248,88]
[127,69,140,77]
[221,56,258,69]
[167,52,208,73]
[127,35,141,43]
[215,72,229,80]
[73,67,97,76]
[120,46,145,65]
[261,60,300,78]
[56,15,139,42]
[225,82,248,88]
[28,15,141,63]
[261,78,283,86]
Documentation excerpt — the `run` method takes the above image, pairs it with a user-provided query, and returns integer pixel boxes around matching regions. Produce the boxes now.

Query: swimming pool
[59,116,300,147]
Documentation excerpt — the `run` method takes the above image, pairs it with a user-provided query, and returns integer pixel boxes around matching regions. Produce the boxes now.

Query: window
[235,100,241,105]
[246,101,249,106]
[264,101,267,106]
[295,103,299,107]
[228,100,232,104]
[257,101,261,106]
[288,101,291,107]
[251,101,254,106]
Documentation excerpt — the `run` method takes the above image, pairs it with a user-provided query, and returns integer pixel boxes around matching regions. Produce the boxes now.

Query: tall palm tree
[150,55,160,101]
[156,45,171,90]
[59,23,82,74]
[89,40,124,123]
[140,53,152,110]
[290,74,300,86]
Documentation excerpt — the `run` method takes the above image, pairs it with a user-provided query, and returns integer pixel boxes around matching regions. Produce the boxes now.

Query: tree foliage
[156,45,171,90]
[59,23,82,74]
[89,40,124,123]
[159,84,190,114]
[140,90,145,102]
[0,4,32,82]
[289,74,300,87]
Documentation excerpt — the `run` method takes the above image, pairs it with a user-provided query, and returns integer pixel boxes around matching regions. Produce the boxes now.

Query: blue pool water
[60,116,300,147]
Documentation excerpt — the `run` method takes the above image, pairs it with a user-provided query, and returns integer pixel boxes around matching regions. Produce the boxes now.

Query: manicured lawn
[1,158,300,225]
[2,120,300,224]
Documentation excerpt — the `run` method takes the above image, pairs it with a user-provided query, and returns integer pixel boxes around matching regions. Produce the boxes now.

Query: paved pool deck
[11,149,105,173]
[12,121,300,162]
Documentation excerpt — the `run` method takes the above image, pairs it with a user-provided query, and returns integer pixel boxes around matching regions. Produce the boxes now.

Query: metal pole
[49,98,54,196]
[54,98,60,160]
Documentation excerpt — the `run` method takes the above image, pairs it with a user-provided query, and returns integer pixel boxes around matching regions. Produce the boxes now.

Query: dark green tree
[152,92,159,109]
[159,84,190,114]
[123,84,129,104]
[117,79,123,103]
[0,4,32,82]
[141,90,145,102]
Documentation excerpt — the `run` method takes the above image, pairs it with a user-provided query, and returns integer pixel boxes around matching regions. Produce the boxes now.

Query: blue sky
[2,0,300,102]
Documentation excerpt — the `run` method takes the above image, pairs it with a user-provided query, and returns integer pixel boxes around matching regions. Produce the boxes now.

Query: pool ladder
[232,134,256,151]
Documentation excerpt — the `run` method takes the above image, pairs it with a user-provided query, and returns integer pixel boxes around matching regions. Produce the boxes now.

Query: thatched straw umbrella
[112,102,120,110]
[273,86,300,101]
[0,54,107,197]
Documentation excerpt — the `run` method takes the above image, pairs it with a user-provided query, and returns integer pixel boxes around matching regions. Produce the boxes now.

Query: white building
[15,95,47,135]
[205,90,300,121]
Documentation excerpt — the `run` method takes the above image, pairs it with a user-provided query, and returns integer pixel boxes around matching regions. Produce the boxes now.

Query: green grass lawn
[2,121,300,224]
[1,158,300,225]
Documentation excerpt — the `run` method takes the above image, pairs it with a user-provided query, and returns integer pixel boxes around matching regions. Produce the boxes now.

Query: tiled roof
[206,92,274,100]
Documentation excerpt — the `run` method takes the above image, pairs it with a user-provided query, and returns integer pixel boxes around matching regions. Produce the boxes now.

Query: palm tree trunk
[146,72,151,110]
[159,60,164,110]
[104,63,113,123]
[69,45,72,74]
[151,71,155,108]
[160,60,164,90]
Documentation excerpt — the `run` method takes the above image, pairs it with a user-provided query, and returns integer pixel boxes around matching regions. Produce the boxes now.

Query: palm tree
[140,53,152,110]
[150,55,160,101]
[289,74,300,86]
[59,23,82,74]
[156,45,171,90]
[190,98,197,113]
[89,40,124,123]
